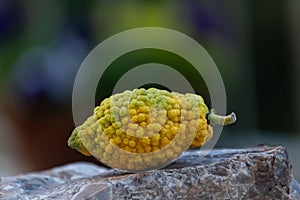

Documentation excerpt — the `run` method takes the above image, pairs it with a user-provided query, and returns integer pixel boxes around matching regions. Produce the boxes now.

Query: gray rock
[1,145,299,200]
[291,177,300,200]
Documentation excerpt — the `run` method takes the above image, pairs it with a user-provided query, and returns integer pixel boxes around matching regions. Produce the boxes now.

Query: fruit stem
[207,109,237,126]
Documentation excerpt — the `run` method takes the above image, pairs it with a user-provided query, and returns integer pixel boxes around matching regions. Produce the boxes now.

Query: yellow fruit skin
[68,88,213,172]
[68,128,91,156]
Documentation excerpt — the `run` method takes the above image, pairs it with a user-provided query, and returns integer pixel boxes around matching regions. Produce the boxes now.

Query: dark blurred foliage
[95,49,209,107]
[251,0,296,131]
[0,0,299,172]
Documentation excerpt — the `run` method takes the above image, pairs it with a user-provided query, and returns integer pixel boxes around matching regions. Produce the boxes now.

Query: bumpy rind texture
[68,88,213,172]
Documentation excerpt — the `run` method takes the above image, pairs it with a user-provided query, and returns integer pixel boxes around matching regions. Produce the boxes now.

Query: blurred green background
[0,0,299,180]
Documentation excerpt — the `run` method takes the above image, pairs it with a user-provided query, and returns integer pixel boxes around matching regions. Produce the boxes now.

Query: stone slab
[1,145,299,199]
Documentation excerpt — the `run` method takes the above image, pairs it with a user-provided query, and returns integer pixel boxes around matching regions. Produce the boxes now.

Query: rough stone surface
[291,177,300,200]
[1,145,299,200]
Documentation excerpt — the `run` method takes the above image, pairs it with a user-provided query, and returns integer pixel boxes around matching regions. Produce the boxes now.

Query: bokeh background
[0,1,299,180]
